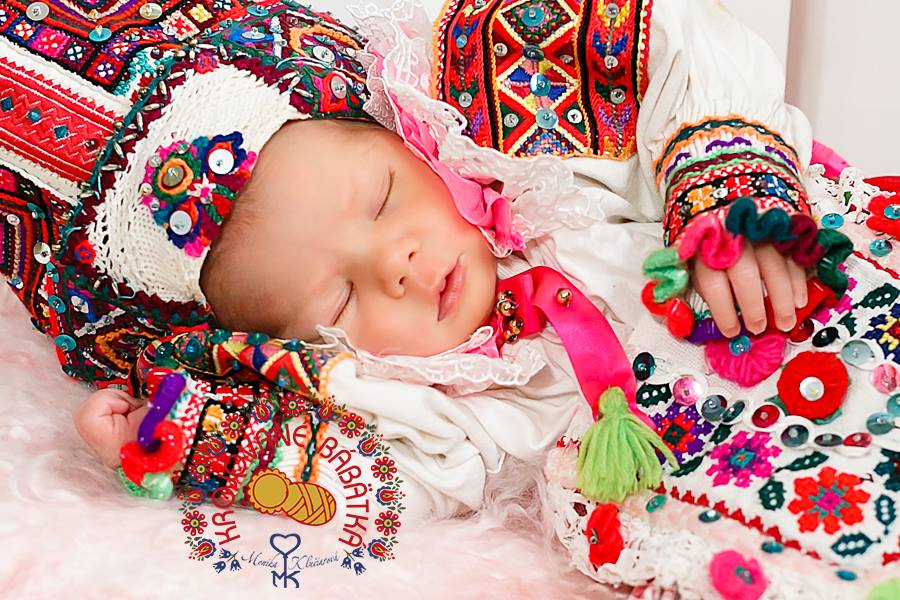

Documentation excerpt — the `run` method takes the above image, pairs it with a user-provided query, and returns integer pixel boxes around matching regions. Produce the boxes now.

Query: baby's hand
[691,240,808,337]
[74,388,149,468]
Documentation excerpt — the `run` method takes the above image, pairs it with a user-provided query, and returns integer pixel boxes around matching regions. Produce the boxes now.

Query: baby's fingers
[788,259,808,308]
[693,260,740,337]
[727,242,766,334]
[756,245,796,332]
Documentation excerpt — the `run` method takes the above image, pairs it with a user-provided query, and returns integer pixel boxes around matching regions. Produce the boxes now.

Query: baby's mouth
[438,256,464,322]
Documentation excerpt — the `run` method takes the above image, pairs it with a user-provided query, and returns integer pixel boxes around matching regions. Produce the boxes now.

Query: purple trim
[137,372,186,452]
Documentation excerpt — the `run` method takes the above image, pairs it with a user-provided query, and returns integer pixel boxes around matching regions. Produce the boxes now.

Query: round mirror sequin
[866,412,895,435]
[139,2,162,19]
[841,340,875,367]
[700,394,727,421]
[672,376,702,406]
[632,352,655,381]
[781,424,809,447]
[721,400,746,423]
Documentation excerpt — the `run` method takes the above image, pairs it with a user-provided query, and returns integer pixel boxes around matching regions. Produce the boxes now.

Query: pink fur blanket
[0,287,615,599]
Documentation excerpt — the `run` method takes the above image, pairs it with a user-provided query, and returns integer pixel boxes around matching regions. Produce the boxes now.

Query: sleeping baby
[2,0,895,597]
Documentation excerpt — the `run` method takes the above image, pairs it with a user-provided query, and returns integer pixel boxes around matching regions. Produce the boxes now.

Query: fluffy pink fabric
[0,288,613,599]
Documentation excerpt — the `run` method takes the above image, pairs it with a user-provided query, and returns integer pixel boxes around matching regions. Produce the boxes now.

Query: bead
[168,210,192,236]
[210,329,231,344]
[247,332,269,346]
[330,77,347,98]
[812,326,839,347]
[535,108,558,129]
[866,412,895,435]
[604,55,618,69]
[729,335,751,355]
[455,34,467,48]
[814,433,843,447]
[560,54,574,64]
[521,6,545,27]
[799,376,825,401]
[556,288,573,306]
[311,46,335,63]
[701,394,727,421]
[521,45,544,61]
[148,155,162,168]
[781,424,809,447]
[55,334,76,351]
[844,432,872,448]
[529,73,551,96]
[184,336,203,359]
[836,570,857,581]
[713,186,728,199]
[610,87,627,104]
[761,540,784,554]
[493,43,508,57]
[883,204,900,219]
[821,213,844,229]
[632,352,655,381]
[48,295,66,313]
[841,340,875,367]
[33,241,51,264]
[721,400,746,423]
[26,1,49,20]
[208,147,235,175]
[502,113,520,128]
[139,2,162,19]
[646,494,666,512]
[498,299,517,317]
[161,164,185,188]
[138,182,152,196]
[871,363,899,393]
[870,239,892,257]
[247,4,268,15]
[605,3,620,18]
[457,92,473,108]
[888,393,900,416]
[566,108,583,124]
[672,376,702,406]
[9,276,22,289]
[89,26,111,42]
[698,509,721,523]
[6,214,19,225]
[751,404,780,428]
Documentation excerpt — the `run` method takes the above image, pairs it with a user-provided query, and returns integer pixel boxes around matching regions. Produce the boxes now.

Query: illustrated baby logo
[176,386,405,585]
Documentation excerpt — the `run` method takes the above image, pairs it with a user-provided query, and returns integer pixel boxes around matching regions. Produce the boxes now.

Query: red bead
[843,432,872,448]
[751,404,781,428]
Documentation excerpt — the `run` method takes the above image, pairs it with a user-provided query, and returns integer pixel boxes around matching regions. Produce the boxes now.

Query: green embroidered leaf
[636,382,672,408]
[780,451,829,472]
[758,479,785,510]
[710,424,733,445]
[671,455,703,478]
[466,79,479,96]
[875,494,897,527]
[838,312,857,336]
[831,532,875,557]
[859,283,900,309]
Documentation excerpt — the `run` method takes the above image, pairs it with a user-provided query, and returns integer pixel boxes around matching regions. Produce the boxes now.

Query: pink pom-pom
[677,214,743,270]
[709,550,767,600]
[704,332,787,387]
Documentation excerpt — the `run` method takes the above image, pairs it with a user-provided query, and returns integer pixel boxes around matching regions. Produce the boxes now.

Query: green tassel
[642,248,689,303]
[867,578,900,600]
[576,387,677,503]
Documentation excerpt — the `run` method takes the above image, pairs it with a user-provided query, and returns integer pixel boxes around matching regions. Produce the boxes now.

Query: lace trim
[349,0,603,243]
[315,325,546,395]
[805,164,889,222]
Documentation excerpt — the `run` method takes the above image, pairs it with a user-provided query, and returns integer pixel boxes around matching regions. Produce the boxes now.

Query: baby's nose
[375,237,419,298]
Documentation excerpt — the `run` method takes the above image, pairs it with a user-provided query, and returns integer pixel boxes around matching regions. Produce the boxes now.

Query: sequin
[535,108,558,129]
[247,332,269,346]
[48,295,66,313]
[566,108,583,124]
[168,210,192,236]
[208,148,235,175]
[646,494,666,512]
[866,412,895,435]
[330,77,347,98]
[888,393,900,416]
[9,277,22,289]
[761,540,783,554]
[604,55,618,69]
[840,340,875,367]
[139,2,162,19]
[821,213,844,229]
[870,239,892,257]
[812,326,838,347]
[161,164,185,188]
[493,43,508,57]
[148,155,162,168]
[610,87,626,104]
[799,376,825,401]
[312,45,335,63]
[751,404,780,428]
[843,432,872,448]
[836,570,857,581]
[721,400,746,423]
[871,363,899,393]
[455,34,467,48]
[729,335,751,355]
[672,376,702,406]
[883,204,900,219]
[814,433,843,447]
[247,4,268,16]
[26,2,49,20]
[530,73,551,96]
[6,214,19,225]
[458,92,473,108]
[699,509,721,523]
[33,241,51,264]
[605,3,620,18]
[701,394,727,421]
[89,26,111,42]
[503,113,520,128]
[55,334,76,351]
[522,45,544,61]
[521,6,545,27]
[632,352,655,381]
[781,424,809,447]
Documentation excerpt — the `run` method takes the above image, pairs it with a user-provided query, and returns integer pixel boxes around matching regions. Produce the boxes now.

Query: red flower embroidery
[339,413,365,438]
[220,413,243,443]
[374,510,401,536]
[585,503,624,567]
[787,466,870,534]
[371,456,397,482]
[776,351,848,420]
[181,509,207,535]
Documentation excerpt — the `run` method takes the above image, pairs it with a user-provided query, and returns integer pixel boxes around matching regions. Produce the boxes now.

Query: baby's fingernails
[794,293,807,308]
[748,318,767,335]
[777,316,796,332]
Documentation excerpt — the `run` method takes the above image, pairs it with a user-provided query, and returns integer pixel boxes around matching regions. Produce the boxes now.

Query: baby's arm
[75,389,148,467]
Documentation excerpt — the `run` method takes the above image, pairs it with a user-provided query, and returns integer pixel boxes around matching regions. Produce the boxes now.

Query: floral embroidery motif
[374,510,401,536]
[181,509,208,535]
[141,133,256,257]
[339,412,365,438]
[651,402,713,461]
[787,467,871,534]
[371,456,397,482]
[706,431,781,488]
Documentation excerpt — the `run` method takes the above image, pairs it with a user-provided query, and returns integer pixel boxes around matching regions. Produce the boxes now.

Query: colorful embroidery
[433,0,652,159]
[705,431,781,488]
[787,467,870,534]
[651,402,713,462]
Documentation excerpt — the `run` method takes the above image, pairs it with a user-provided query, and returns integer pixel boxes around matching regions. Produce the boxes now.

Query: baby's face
[201,119,498,356]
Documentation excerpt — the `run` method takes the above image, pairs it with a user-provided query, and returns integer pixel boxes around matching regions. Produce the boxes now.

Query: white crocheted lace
[805,164,891,221]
